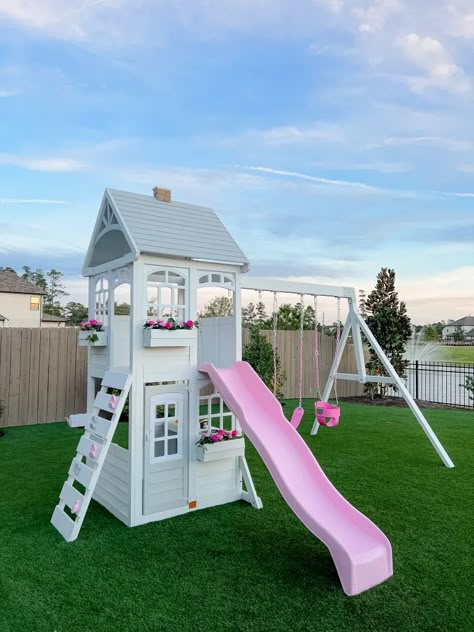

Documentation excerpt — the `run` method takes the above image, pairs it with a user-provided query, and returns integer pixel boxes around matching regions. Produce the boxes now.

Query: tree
[422,325,440,342]
[199,296,233,318]
[44,269,68,314]
[358,289,367,318]
[273,303,315,330]
[20,266,69,315]
[114,302,130,315]
[0,266,15,273]
[21,266,47,291]
[363,267,411,398]
[63,302,88,325]
[242,302,257,328]
[453,326,465,342]
[242,328,285,399]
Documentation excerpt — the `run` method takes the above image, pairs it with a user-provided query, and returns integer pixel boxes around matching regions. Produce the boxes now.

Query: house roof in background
[106,188,249,270]
[449,316,474,327]
[41,314,68,322]
[0,271,46,295]
[0,313,6,321]
[464,328,474,337]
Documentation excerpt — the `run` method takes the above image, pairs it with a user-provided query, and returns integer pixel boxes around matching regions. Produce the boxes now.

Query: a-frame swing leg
[353,310,454,468]
[239,456,263,509]
[310,315,352,435]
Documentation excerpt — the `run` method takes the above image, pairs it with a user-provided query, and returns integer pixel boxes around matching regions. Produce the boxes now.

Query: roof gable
[105,188,249,270]
[0,271,46,295]
[82,193,138,275]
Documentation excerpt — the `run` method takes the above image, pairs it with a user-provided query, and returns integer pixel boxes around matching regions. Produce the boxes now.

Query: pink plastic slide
[199,361,393,596]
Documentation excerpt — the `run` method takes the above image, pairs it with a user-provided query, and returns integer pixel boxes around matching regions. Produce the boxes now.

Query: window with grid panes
[146,269,187,321]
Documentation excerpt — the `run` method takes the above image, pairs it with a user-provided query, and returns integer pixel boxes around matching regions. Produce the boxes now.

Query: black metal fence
[403,361,474,409]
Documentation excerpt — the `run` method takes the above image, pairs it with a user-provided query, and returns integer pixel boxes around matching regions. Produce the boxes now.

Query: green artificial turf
[0,403,472,632]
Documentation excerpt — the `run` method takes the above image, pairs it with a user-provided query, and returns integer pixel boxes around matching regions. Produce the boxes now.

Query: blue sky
[0,0,473,323]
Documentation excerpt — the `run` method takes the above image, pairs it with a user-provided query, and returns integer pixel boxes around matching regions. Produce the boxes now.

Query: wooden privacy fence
[0,327,364,427]
[0,328,87,428]
[242,329,365,400]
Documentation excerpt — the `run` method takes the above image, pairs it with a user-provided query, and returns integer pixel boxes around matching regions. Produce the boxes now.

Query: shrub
[242,327,285,399]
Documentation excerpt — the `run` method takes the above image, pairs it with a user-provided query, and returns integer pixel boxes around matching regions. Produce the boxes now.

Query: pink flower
[211,434,220,442]
[90,319,98,326]
[146,320,155,326]
[79,321,86,328]
[231,430,239,437]
[186,320,194,328]
[165,321,172,329]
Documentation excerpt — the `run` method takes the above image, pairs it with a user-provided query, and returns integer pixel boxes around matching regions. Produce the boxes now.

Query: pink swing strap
[315,401,340,427]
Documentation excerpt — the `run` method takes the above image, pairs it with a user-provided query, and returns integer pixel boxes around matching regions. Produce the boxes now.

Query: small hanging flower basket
[143,318,198,347]
[196,430,245,462]
[79,320,107,346]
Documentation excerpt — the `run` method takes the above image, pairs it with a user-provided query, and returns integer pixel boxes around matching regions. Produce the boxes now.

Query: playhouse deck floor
[0,402,472,632]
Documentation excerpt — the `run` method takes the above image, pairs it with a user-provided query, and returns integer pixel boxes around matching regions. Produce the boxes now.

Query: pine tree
[364,267,411,398]
[241,302,257,327]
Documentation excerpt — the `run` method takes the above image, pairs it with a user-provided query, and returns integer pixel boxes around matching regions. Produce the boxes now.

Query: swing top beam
[241,277,357,302]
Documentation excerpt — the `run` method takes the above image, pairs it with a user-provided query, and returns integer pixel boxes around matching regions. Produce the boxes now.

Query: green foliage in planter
[242,327,285,399]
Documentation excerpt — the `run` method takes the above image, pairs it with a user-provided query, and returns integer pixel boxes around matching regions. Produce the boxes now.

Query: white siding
[196,458,241,505]
[0,293,41,327]
[93,443,130,525]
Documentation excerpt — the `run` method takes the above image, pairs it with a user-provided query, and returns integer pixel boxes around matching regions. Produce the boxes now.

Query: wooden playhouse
[51,187,261,542]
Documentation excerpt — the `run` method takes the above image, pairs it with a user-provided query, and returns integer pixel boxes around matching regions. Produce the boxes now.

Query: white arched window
[146,268,188,322]
[198,272,235,291]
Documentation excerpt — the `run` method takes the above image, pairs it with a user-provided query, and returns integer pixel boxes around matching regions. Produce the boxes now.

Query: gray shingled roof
[450,316,474,327]
[41,314,68,322]
[0,271,46,295]
[107,188,249,269]
[0,313,6,321]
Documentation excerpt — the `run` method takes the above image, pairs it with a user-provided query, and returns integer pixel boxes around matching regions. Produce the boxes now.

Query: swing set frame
[242,277,454,469]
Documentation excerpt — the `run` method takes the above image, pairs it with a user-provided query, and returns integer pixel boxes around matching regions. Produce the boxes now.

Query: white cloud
[246,124,344,145]
[398,32,470,93]
[243,165,382,191]
[0,198,66,204]
[0,153,86,172]
[352,0,401,34]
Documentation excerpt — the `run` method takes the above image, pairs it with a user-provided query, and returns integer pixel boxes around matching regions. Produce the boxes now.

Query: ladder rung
[60,482,84,513]
[77,436,103,462]
[68,458,95,488]
[94,391,120,413]
[102,371,130,391]
[85,415,113,440]
[51,506,76,542]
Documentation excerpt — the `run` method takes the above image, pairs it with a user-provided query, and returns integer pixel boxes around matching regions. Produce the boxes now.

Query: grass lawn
[0,402,472,632]
[436,346,474,362]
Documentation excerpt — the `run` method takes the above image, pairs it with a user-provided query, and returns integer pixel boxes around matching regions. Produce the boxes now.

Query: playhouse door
[143,386,189,515]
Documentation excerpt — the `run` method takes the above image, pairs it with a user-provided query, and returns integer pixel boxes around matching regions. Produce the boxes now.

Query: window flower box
[196,437,245,462]
[143,318,197,347]
[79,330,108,347]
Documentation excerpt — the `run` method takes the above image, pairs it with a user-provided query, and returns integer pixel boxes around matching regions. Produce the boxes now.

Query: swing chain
[272,292,278,396]
[314,296,322,400]
[298,294,304,408]
[333,298,341,405]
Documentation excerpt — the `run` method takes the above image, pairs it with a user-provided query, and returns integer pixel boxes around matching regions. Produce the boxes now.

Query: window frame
[30,296,40,311]
[149,393,184,464]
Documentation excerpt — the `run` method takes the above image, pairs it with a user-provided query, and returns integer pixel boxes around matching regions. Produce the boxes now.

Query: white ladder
[51,371,132,542]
